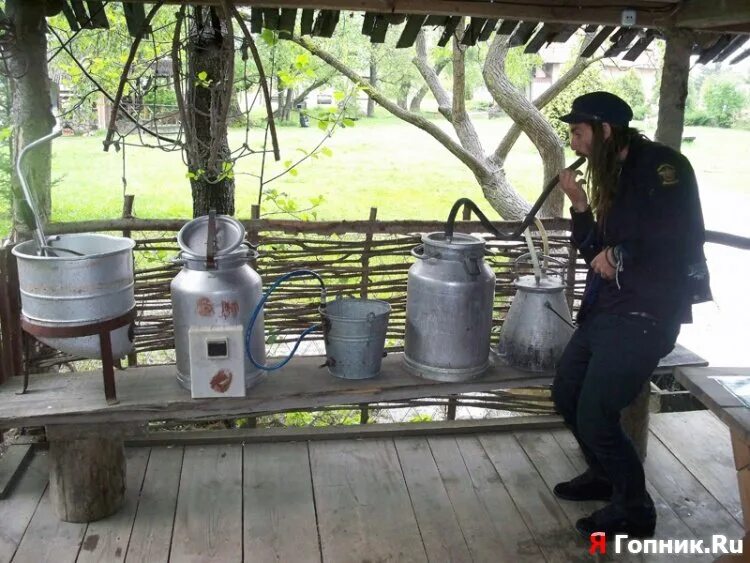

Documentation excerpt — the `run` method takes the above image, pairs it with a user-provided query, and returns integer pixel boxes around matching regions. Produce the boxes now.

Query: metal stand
[19,308,136,405]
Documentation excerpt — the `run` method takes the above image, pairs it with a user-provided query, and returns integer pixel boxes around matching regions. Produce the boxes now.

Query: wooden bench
[0,347,705,523]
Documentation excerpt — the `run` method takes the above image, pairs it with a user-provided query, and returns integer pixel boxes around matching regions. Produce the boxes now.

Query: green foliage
[504,47,543,91]
[542,64,605,142]
[606,70,647,120]
[0,77,11,229]
[700,76,746,128]
[408,413,434,423]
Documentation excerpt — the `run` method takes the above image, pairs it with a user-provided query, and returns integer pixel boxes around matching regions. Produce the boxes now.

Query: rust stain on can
[220,300,239,319]
[210,369,233,393]
[196,297,214,317]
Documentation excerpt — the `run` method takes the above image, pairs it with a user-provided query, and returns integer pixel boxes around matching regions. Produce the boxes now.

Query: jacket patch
[657,163,679,186]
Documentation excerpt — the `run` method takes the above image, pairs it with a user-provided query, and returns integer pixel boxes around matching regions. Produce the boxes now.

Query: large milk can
[497,253,574,372]
[171,215,266,390]
[404,232,495,381]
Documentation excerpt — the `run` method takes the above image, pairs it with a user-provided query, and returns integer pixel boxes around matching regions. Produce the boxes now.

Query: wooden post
[621,380,651,461]
[655,29,693,151]
[122,195,138,368]
[360,207,378,299]
[44,424,143,522]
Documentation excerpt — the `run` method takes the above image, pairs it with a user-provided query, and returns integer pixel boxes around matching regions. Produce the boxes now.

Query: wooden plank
[437,16,461,47]
[310,439,426,562]
[250,8,264,33]
[0,444,33,500]
[496,19,519,35]
[243,442,320,562]
[392,438,472,561]
[278,8,297,37]
[396,15,427,48]
[524,23,562,53]
[580,25,616,57]
[370,14,389,43]
[732,429,750,470]
[675,0,750,29]
[714,35,749,62]
[650,411,744,525]
[449,436,544,561]
[516,430,649,563]
[300,9,315,35]
[76,448,149,562]
[507,21,539,48]
[127,415,565,446]
[477,432,584,563]
[11,489,86,563]
[478,18,498,41]
[70,0,95,28]
[603,27,639,57]
[731,48,750,64]
[622,30,657,61]
[122,3,147,37]
[0,452,48,563]
[549,24,579,43]
[60,1,81,32]
[170,444,243,562]
[263,8,280,30]
[125,446,184,563]
[698,34,734,63]
[644,430,745,540]
[460,17,486,46]
[85,1,110,28]
[0,354,553,427]
[361,12,376,35]
[552,428,714,563]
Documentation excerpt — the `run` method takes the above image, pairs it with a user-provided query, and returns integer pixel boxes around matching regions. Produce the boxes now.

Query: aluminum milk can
[404,232,495,381]
[497,253,574,372]
[171,215,266,390]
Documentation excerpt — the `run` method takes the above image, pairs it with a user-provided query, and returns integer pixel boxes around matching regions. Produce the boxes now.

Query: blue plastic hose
[245,269,327,371]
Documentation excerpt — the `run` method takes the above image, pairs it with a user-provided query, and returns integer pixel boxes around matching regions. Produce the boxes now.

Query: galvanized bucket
[12,233,136,359]
[319,297,391,379]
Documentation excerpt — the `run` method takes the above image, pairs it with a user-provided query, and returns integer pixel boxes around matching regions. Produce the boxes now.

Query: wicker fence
[0,215,585,423]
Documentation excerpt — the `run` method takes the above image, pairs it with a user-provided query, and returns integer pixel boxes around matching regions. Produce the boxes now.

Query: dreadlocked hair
[585,122,641,218]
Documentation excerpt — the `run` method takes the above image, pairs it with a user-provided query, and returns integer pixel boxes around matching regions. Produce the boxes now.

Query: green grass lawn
[1,111,747,238]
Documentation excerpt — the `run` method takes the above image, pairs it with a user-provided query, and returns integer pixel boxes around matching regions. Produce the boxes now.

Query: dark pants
[552,313,679,508]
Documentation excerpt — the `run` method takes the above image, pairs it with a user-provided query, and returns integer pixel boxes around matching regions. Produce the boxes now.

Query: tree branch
[413,31,452,120]
[450,23,484,159]
[294,35,488,176]
[483,36,565,216]
[492,55,603,165]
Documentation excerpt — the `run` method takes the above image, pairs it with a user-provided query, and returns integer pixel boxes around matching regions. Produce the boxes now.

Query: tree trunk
[186,6,235,217]
[281,88,294,121]
[367,51,377,117]
[655,30,692,152]
[6,0,55,234]
[483,36,565,218]
[397,79,411,110]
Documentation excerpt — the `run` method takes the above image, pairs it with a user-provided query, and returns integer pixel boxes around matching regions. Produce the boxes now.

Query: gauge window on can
[207,339,228,358]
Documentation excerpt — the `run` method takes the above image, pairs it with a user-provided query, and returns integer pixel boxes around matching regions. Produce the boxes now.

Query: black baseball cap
[558,91,633,126]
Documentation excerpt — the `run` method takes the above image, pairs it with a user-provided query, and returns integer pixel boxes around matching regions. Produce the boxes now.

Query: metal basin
[12,234,136,359]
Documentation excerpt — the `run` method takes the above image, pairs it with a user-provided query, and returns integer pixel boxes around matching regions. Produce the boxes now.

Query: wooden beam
[112,1,685,30]
[263,7,280,29]
[675,0,750,29]
[122,3,147,37]
[603,27,639,57]
[362,11,376,35]
[396,14,427,48]
[250,7,263,32]
[731,47,750,64]
[312,9,339,37]
[697,33,733,63]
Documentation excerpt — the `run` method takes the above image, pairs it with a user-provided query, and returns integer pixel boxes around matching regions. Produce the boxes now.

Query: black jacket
[571,135,711,325]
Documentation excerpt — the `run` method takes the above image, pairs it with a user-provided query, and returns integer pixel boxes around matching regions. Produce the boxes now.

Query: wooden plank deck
[0,410,744,562]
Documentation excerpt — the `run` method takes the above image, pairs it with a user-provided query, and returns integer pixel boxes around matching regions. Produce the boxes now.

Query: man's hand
[558,169,588,212]
[591,248,616,280]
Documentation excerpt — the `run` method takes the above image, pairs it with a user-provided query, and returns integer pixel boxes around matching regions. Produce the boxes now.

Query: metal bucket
[12,234,136,359]
[319,297,391,379]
